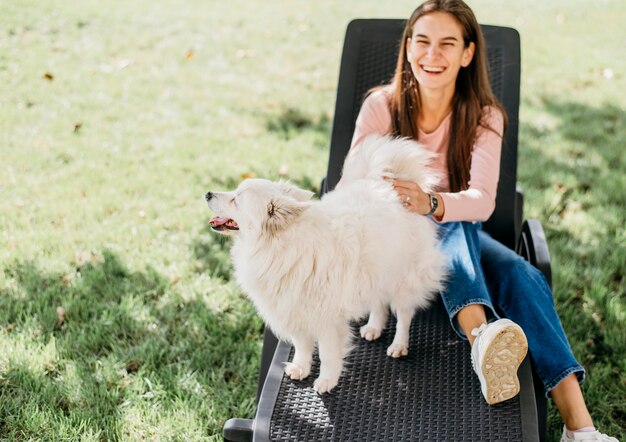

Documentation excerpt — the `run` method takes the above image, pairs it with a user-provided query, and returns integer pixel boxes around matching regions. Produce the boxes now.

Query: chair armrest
[319,176,329,198]
[515,187,524,243]
[223,418,254,442]
[516,219,552,288]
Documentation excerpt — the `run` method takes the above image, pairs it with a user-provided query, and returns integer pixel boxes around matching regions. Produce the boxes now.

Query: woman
[347,1,619,441]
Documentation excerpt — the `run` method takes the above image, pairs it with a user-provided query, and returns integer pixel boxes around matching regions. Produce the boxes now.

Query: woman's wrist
[417,192,431,215]
[420,193,444,219]
[431,193,445,220]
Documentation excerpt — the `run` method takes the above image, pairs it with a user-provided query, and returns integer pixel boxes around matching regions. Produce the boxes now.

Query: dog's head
[205,178,314,238]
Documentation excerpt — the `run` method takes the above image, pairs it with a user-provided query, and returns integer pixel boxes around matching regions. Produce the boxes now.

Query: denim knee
[437,222,499,340]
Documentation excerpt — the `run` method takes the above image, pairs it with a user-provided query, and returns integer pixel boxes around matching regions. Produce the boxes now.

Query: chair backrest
[323,19,521,248]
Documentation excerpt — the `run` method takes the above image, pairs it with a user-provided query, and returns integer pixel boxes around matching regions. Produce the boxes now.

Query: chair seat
[252,298,539,441]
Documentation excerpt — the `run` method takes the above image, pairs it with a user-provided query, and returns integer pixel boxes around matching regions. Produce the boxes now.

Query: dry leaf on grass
[61,273,74,286]
[56,306,65,326]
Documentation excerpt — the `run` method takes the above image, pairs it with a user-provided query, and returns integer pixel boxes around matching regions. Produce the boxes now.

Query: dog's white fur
[206,135,446,393]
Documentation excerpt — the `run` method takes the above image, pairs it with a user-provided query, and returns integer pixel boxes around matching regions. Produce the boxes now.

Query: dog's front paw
[285,362,310,380]
[313,377,338,394]
[360,324,382,341]
[387,342,409,358]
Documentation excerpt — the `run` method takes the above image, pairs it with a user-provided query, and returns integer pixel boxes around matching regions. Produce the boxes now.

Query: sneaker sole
[482,325,528,405]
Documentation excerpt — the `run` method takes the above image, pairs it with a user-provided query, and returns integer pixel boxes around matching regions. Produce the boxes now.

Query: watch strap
[427,193,438,215]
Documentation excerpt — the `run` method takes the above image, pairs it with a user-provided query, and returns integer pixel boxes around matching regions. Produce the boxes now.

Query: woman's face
[406,11,475,95]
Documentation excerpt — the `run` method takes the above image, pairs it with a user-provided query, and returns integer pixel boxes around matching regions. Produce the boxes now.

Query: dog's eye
[231,197,237,206]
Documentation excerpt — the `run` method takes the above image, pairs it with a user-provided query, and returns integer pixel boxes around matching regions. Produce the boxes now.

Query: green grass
[1,0,624,440]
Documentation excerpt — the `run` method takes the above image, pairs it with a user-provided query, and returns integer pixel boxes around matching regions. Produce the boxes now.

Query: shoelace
[471,322,489,338]
[470,323,489,371]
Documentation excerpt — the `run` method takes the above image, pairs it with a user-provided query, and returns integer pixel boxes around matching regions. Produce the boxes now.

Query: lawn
[1,0,624,440]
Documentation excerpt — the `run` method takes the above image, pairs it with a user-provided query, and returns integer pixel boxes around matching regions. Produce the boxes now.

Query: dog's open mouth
[210,216,239,232]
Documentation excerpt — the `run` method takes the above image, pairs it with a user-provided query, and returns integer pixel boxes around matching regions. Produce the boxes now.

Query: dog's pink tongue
[210,217,229,227]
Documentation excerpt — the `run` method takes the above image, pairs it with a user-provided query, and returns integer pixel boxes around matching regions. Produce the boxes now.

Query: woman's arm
[348,96,503,224]
[350,89,393,151]
[391,107,503,222]
[436,107,504,222]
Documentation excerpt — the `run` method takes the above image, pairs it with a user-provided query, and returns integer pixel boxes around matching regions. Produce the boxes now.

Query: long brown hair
[387,0,507,192]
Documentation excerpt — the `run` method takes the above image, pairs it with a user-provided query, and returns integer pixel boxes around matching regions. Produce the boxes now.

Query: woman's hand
[389,179,443,218]
[391,179,430,215]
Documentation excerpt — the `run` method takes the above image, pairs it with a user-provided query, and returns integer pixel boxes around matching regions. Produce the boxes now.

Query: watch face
[429,194,438,214]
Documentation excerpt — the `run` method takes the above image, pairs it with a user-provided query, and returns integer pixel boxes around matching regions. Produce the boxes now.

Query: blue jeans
[437,221,585,396]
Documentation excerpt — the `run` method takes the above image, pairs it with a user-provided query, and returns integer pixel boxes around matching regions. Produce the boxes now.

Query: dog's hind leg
[285,335,314,381]
[387,297,415,358]
[360,301,389,341]
[313,323,351,394]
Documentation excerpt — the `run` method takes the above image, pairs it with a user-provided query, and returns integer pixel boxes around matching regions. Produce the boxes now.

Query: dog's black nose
[205,192,214,201]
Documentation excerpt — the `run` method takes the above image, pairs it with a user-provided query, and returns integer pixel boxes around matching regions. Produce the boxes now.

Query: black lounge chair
[223,19,551,442]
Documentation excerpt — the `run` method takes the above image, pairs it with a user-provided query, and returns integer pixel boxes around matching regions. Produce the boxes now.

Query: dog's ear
[263,196,309,237]
[277,180,315,202]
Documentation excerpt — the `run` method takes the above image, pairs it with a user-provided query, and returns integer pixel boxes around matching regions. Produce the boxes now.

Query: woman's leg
[551,373,593,430]
[478,229,591,429]
[438,222,529,404]
[457,304,487,347]
[437,221,499,337]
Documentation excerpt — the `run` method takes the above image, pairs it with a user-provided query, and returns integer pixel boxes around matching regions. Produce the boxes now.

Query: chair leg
[223,418,254,442]
[256,325,279,404]
[532,363,548,442]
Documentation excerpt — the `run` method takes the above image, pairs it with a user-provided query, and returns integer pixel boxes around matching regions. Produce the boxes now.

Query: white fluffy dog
[206,135,446,393]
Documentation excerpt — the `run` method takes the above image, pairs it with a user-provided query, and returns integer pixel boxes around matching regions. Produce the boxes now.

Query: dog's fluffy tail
[341,134,441,193]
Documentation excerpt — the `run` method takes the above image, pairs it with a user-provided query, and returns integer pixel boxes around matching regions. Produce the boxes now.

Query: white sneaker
[560,426,620,441]
[470,318,528,405]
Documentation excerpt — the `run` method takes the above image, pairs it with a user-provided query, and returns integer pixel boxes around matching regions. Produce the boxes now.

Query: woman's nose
[426,44,440,57]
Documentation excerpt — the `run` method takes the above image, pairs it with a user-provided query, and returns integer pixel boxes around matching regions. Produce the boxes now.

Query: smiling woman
[405,11,475,118]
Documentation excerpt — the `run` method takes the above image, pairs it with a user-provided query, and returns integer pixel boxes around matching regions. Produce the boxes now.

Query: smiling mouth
[421,65,446,73]
[209,216,239,232]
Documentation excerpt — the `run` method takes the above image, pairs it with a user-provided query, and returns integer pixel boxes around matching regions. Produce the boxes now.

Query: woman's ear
[461,41,475,67]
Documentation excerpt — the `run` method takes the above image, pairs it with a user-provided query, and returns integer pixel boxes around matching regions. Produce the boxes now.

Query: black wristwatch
[427,193,439,215]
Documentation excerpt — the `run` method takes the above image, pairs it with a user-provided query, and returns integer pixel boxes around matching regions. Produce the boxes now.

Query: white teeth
[422,65,445,73]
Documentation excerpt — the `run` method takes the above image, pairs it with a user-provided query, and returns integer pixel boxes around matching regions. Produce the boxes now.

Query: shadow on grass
[266,107,331,143]
[520,99,624,199]
[192,225,234,281]
[519,98,625,440]
[519,98,625,242]
[520,96,624,337]
[542,100,624,165]
[0,251,262,440]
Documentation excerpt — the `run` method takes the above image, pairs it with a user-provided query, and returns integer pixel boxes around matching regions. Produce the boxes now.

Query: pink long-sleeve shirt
[350,87,504,223]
